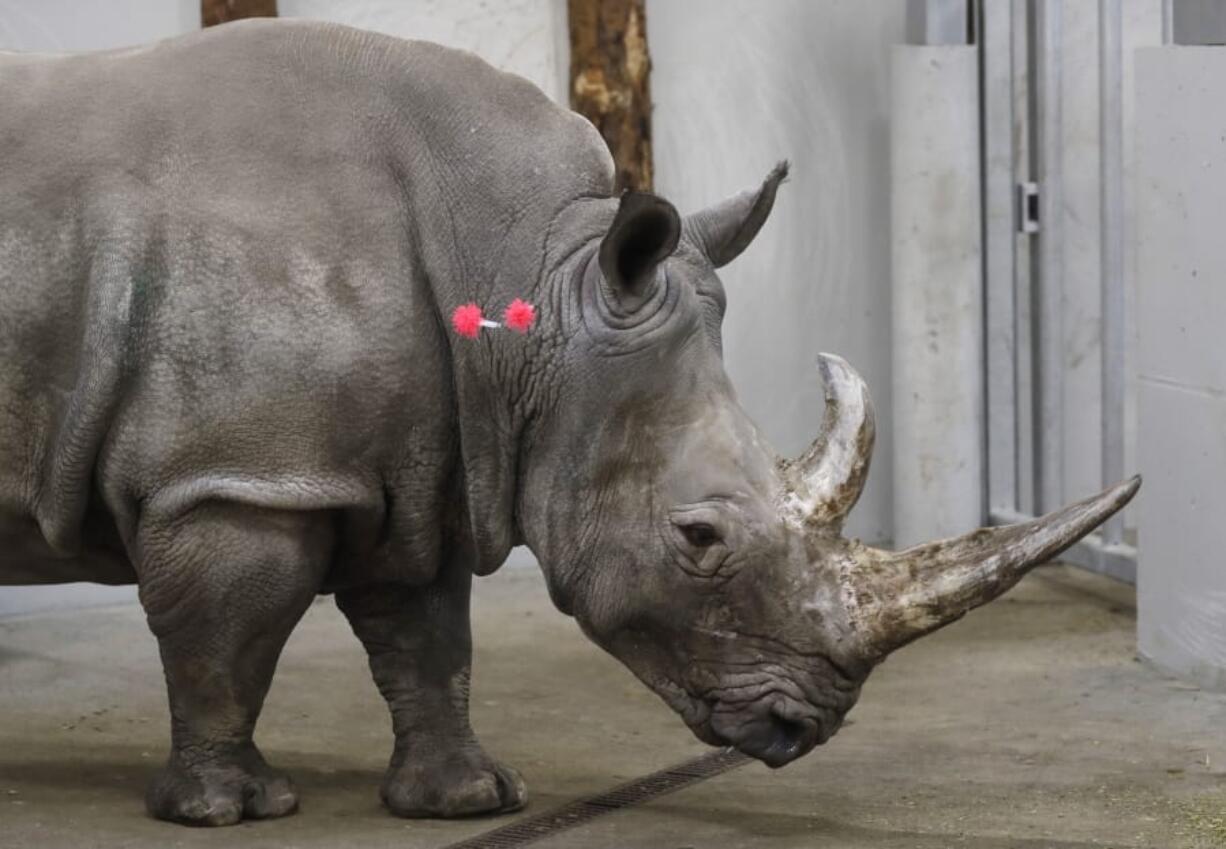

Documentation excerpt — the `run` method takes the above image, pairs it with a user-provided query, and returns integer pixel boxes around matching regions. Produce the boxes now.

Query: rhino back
[0,20,611,584]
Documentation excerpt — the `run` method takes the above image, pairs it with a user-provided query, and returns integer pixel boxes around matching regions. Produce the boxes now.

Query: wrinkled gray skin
[0,20,1139,828]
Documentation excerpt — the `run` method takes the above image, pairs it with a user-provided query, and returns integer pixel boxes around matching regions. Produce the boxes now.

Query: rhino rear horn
[783,353,875,530]
[683,161,788,267]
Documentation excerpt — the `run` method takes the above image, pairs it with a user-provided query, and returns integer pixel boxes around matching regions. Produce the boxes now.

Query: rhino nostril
[705,699,818,766]
[760,714,811,767]
[774,716,807,751]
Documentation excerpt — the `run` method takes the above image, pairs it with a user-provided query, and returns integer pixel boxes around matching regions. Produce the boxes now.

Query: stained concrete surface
[1,565,1224,849]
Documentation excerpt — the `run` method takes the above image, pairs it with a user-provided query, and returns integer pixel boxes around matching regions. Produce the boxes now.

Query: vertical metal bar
[1014,0,1035,514]
[908,0,972,45]
[1031,0,1064,514]
[1168,0,1226,45]
[981,0,1018,518]
[1099,0,1125,545]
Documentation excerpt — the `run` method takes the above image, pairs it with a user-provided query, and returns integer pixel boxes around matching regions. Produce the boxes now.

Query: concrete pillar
[1136,47,1226,690]
[889,45,985,547]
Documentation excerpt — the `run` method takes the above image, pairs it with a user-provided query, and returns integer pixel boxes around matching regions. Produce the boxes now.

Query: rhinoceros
[0,18,1138,828]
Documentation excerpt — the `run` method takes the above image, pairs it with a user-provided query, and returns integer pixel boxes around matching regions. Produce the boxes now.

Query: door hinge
[1017,181,1040,234]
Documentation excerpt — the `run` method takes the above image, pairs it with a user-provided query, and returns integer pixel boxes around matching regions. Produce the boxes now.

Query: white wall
[0,0,198,51]
[648,0,906,543]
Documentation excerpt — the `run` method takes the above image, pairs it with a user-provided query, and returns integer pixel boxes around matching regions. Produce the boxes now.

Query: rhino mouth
[663,680,835,767]
[625,640,851,767]
[610,630,850,767]
[705,694,828,767]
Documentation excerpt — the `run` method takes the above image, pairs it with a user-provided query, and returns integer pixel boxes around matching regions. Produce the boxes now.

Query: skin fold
[0,19,1137,827]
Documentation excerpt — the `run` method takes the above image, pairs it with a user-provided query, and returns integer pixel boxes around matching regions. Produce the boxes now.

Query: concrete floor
[1,564,1224,849]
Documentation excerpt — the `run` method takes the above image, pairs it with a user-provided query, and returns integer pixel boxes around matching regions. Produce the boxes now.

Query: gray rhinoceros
[0,19,1138,827]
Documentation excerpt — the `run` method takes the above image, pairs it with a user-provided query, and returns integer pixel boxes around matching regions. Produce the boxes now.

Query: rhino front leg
[336,562,527,818]
[136,502,331,826]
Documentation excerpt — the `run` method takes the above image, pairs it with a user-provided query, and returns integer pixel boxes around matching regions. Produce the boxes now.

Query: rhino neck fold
[393,163,614,577]
[379,58,617,575]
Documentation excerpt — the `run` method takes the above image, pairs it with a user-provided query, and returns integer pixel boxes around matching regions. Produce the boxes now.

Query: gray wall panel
[1136,46,1226,690]
[889,45,984,546]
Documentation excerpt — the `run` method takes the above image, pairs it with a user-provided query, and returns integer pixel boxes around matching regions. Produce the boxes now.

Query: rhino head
[515,163,1139,767]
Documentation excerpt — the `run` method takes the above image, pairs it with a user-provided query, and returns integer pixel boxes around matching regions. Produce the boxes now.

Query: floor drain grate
[441,747,752,849]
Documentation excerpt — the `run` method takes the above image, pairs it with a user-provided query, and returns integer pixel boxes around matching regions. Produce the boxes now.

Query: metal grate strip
[441,747,751,849]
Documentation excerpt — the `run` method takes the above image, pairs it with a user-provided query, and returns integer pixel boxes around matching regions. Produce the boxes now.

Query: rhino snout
[707,694,827,768]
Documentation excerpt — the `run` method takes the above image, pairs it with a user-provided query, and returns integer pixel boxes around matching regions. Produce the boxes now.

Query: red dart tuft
[503,298,536,333]
[451,303,483,338]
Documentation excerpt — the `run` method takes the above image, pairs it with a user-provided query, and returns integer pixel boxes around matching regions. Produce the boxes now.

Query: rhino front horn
[782,353,875,530]
[846,475,1141,660]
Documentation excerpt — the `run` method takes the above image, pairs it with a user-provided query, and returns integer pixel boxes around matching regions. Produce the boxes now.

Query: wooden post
[567,0,653,193]
[202,0,277,27]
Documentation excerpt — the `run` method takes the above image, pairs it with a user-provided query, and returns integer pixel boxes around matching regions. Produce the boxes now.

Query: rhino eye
[680,522,720,548]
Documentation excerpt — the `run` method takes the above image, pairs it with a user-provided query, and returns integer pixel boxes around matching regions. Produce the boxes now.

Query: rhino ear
[598,191,682,308]
[684,161,788,268]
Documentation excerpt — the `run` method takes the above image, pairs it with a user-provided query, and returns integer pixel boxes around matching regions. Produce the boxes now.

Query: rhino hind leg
[136,501,332,826]
[336,562,527,819]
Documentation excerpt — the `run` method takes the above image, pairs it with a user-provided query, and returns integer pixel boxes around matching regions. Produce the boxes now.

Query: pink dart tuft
[451,303,484,338]
[503,298,536,333]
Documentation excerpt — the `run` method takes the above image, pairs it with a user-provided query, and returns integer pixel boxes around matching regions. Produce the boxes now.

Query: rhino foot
[146,745,298,827]
[381,749,527,819]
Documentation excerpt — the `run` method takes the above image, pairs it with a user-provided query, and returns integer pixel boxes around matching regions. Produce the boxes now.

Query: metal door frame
[978,0,1137,583]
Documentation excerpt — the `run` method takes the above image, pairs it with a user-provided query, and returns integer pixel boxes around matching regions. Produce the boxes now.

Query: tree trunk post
[567,0,654,193]
[202,0,277,28]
